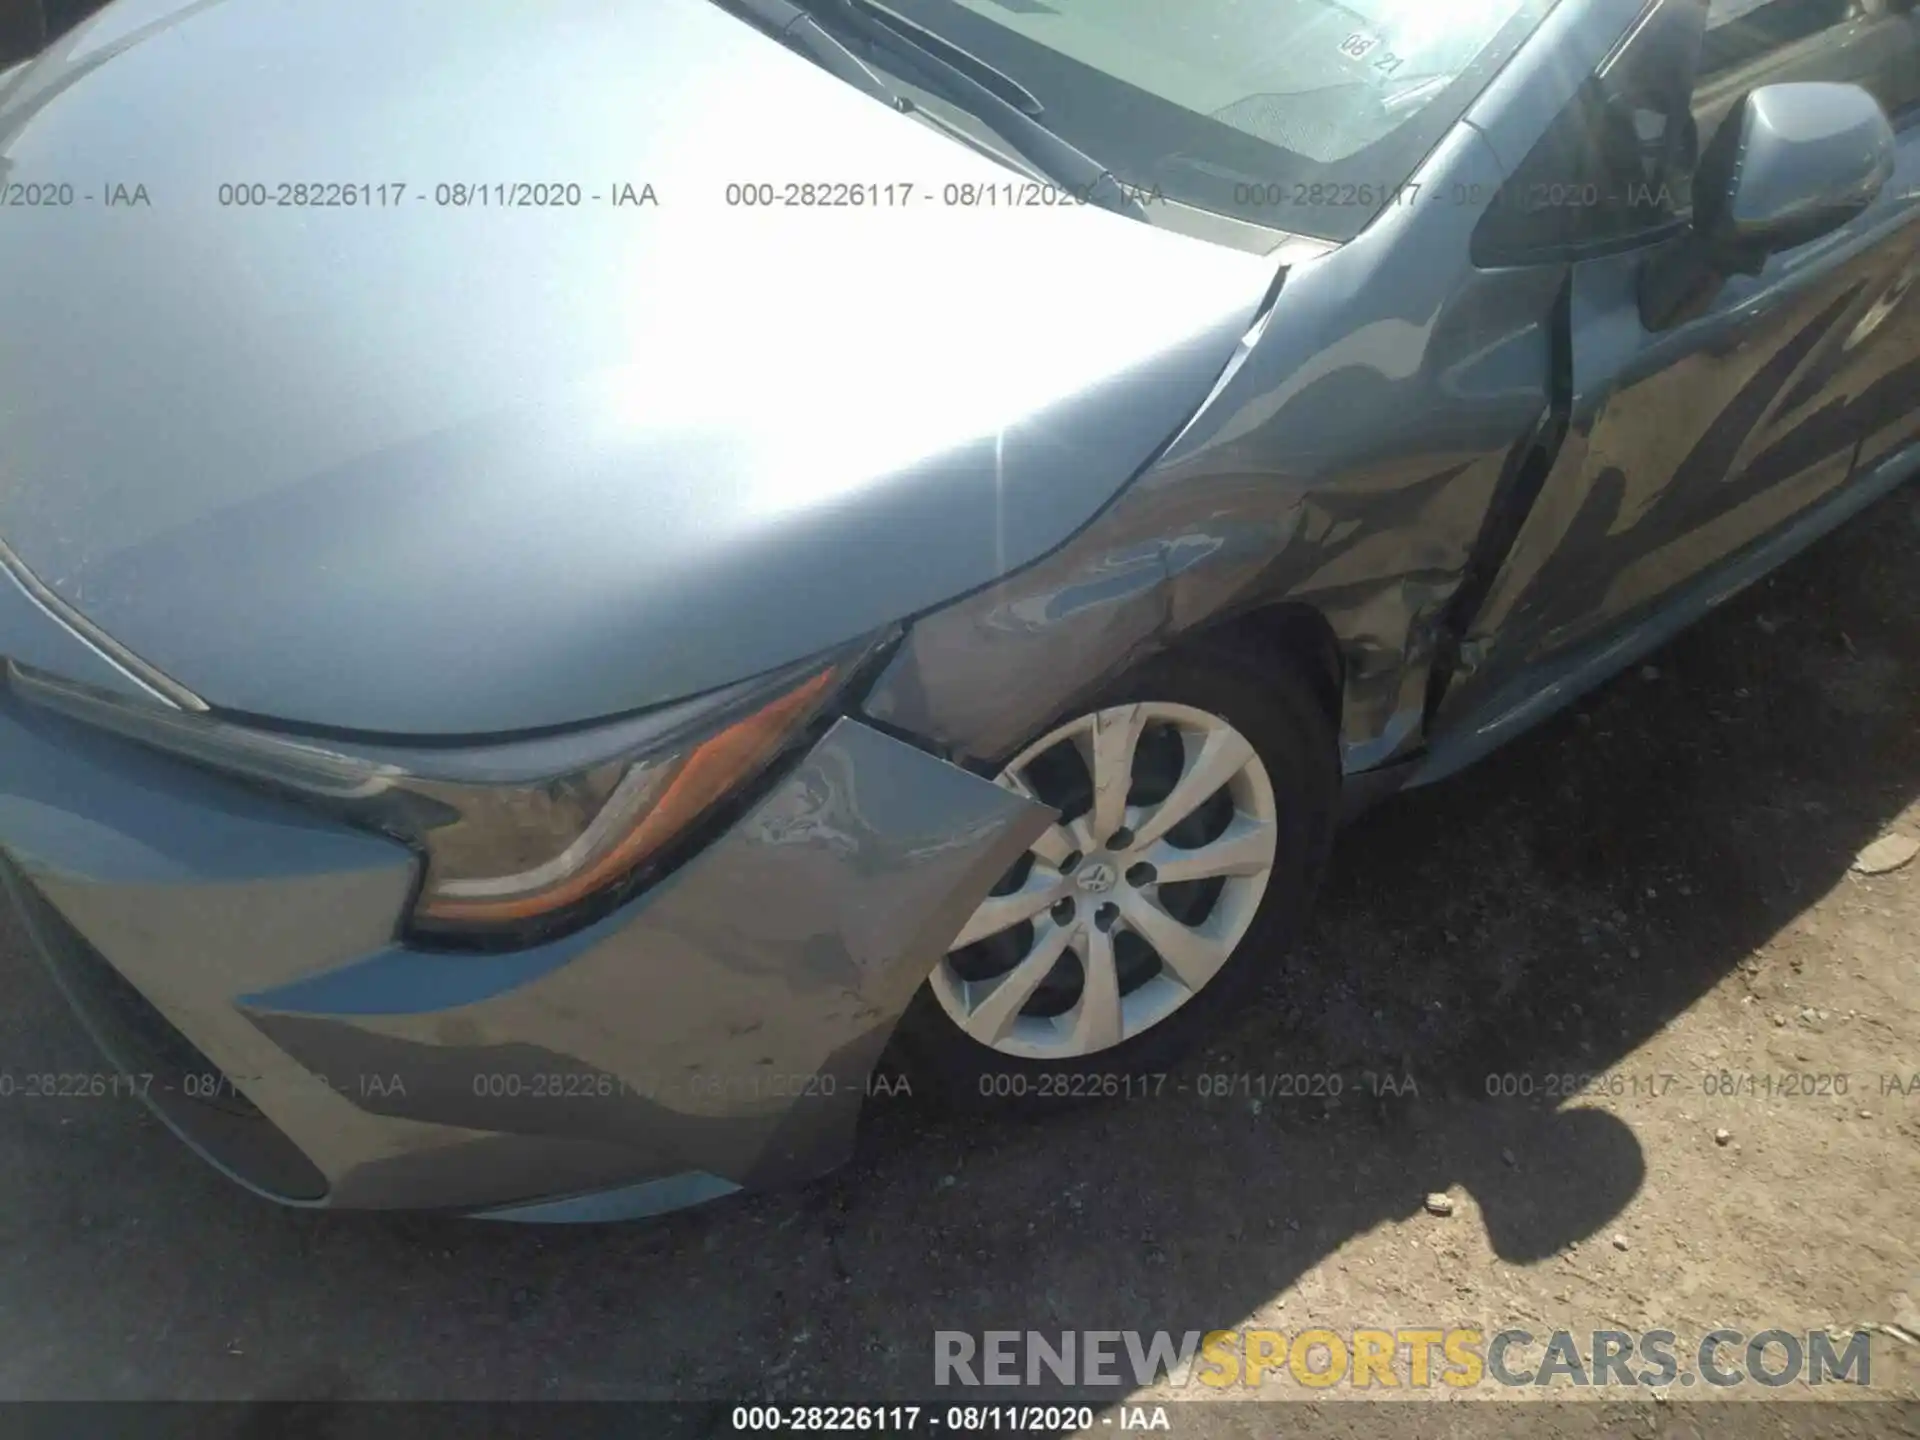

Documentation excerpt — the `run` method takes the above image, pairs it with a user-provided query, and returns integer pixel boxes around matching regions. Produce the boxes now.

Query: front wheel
[893,643,1339,1106]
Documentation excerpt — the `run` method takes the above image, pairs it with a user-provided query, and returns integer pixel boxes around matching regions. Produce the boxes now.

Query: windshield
[875,0,1556,242]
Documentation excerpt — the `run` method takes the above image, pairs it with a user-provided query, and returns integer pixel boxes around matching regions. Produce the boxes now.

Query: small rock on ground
[1853,833,1920,876]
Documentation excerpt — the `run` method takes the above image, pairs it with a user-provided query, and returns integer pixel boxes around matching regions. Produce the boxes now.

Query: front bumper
[0,689,1050,1217]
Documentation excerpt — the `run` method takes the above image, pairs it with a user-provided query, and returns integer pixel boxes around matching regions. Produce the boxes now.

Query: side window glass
[1472,0,1701,265]
[1693,0,1920,130]
[1701,0,1855,71]
[1473,0,1917,266]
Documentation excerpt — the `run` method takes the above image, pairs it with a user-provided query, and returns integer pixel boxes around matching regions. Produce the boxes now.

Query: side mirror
[1640,82,1895,330]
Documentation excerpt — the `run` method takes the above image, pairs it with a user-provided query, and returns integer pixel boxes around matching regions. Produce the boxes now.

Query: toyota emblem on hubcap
[1076,860,1118,894]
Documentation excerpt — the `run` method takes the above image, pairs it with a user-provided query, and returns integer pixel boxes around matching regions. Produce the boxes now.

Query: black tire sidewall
[892,642,1339,1110]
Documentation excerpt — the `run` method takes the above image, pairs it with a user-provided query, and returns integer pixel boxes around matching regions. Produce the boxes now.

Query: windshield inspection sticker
[1337,29,1407,76]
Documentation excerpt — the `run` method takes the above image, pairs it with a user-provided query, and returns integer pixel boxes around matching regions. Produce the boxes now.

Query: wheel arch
[1182,601,1345,734]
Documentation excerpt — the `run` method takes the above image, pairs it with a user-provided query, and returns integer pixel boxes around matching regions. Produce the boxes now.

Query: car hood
[0,0,1284,736]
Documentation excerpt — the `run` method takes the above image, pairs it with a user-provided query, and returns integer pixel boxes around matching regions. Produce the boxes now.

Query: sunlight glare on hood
[578,208,1245,525]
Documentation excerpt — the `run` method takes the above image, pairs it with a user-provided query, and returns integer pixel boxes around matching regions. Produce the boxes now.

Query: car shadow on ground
[2,488,1915,1411]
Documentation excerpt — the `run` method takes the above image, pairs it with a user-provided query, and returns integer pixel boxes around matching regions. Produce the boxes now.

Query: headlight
[7,639,882,946]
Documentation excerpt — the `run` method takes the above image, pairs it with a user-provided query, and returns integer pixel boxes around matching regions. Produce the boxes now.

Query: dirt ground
[0,485,1916,1437]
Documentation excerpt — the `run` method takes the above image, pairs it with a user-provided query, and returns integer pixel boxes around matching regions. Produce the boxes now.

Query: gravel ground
[0,486,1916,1437]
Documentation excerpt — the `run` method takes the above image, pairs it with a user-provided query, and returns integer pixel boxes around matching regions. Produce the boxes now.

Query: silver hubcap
[932,700,1279,1060]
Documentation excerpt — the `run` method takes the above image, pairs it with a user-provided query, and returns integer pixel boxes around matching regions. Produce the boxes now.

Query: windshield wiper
[722,0,915,113]
[789,0,1149,221]
[840,0,1044,117]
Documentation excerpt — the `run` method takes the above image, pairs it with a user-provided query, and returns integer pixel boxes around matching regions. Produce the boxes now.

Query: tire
[892,639,1339,1109]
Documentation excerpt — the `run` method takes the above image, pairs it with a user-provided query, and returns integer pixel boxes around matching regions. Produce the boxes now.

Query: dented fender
[863,123,1567,780]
